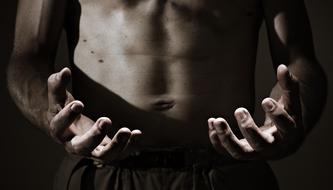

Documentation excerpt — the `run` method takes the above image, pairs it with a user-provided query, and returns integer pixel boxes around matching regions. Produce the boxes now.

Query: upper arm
[11,0,67,63]
[262,0,317,69]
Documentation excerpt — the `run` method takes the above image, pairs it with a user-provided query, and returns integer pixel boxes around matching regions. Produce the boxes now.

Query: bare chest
[76,0,262,26]
[70,0,262,57]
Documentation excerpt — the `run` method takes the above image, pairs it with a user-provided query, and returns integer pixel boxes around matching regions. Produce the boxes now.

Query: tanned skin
[7,0,327,163]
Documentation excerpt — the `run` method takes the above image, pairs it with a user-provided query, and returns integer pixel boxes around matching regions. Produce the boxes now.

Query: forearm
[270,59,328,133]
[6,54,53,133]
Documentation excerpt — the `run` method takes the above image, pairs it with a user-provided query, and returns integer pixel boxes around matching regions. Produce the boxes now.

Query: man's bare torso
[65,0,263,148]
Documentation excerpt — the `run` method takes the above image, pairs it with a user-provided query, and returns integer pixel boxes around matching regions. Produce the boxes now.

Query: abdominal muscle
[72,54,255,148]
[69,0,262,148]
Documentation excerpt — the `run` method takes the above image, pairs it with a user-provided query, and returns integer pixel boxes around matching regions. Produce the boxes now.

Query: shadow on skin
[71,65,192,147]
[63,0,194,148]
[63,0,249,148]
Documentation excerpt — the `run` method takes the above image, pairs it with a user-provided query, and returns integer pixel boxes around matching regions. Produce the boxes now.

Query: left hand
[208,64,304,160]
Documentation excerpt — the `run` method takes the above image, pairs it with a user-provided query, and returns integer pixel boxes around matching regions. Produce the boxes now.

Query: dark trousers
[54,149,279,190]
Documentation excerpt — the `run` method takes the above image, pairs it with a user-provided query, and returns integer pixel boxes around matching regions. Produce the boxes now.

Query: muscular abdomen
[69,0,263,148]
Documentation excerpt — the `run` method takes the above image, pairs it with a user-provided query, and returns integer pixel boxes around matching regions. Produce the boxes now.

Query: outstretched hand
[46,68,142,163]
[208,64,304,160]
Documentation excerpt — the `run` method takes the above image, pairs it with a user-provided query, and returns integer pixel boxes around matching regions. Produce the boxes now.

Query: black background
[0,1,332,189]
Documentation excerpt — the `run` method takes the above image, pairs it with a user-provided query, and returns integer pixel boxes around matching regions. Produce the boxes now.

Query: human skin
[7,0,327,162]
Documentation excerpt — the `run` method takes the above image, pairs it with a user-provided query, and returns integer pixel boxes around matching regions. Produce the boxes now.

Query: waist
[93,147,242,169]
[71,65,254,146]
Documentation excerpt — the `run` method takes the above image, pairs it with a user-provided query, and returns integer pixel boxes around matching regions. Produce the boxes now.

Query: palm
[208,65,304,160]
[47,68,142,163]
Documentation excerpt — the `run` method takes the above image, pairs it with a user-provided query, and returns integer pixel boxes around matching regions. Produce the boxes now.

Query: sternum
[145,0,169,51]
[146,0,168,15]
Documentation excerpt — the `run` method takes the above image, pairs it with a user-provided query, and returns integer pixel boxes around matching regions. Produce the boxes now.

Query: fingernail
[214,120,227,133]
[70,103,83,113]
[236,110,247,121]
[208,118,215,130]
[97,118,111,128]
[263,100,275,112]
[59,68,71,81]
[98,117,110,126]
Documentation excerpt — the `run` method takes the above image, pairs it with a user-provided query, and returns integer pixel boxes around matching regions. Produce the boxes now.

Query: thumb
[276,64,301,114]
[277,64,298,92]
[47,67,71,112]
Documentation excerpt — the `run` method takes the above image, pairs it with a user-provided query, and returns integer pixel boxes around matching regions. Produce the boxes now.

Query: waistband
[93,147,242,169]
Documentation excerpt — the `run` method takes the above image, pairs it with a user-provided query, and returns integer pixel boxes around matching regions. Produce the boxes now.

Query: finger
[213,118,255,160]
[262,98,296,137]
[276,64,301,114]
[92,128,131,160]
[277,64,298,92]
[209,128,227,154]
[47,67,71,113]
[66,117,111,155]
[117,130,143,160]
[235,108,274,151]
[208,118,215,131]
[49,100,84,142]
[208,118,227,154]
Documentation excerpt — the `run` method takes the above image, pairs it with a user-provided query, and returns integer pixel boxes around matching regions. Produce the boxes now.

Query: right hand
[46,68,142,163]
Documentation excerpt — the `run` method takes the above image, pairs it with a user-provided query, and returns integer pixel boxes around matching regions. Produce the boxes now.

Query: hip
[54,148,279,190]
